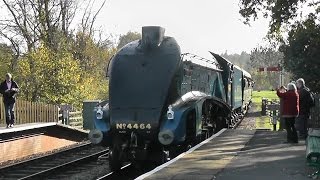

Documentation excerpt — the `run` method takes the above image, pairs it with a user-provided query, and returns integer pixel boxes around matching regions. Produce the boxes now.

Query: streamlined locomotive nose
[108,26,181,137]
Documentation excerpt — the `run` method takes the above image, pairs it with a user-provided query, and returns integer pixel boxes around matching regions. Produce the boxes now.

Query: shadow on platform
[215,131,314,180]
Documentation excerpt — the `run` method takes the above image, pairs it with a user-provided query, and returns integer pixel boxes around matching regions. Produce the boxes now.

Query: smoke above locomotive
[89,26,253,171]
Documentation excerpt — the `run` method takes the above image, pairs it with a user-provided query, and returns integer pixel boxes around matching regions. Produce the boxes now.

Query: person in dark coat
[296,78,314,139]
[276,83,299,143]
[0,73,19,128]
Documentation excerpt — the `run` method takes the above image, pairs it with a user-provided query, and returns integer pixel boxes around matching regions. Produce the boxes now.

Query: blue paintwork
[94,114,110,133]
[159,107,190,144]
[159,91,231,145]
[93,103,111,145]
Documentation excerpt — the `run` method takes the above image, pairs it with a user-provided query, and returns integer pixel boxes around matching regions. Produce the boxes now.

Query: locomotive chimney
[141,26,165,49]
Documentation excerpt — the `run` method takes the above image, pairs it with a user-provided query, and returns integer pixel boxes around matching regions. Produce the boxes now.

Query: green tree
[0,0,114,107]
[239,0,319,35]
[250,46,283,69]
[239,0,320,91]
[250,45,296,90]
[0,43,14,78]
[117,31,141,49]
[280,15,320,91]
[16,45,82,105]
[72,30,116,102]
[0,0,106,53]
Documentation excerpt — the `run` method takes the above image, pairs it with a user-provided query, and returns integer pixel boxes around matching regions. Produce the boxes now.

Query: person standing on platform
[276,83,299,143]
[296,78,314,139]
[0,73,19,128]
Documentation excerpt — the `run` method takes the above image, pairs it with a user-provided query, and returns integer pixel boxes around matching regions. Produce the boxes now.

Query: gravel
[237,104,259,130]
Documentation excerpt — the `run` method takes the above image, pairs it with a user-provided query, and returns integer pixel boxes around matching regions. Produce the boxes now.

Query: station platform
[0,122,88,134]
[137,129,312,180]
[0,122,89,166]
[0,122,57,134]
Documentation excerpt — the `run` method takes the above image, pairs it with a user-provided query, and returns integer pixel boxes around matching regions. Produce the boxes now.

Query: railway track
[0,142,108,180]
[95,161,162,180]
[94,116,247,180]
[0,114,247,180]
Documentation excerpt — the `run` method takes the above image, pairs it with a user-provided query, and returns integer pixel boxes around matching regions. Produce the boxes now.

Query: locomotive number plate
[116,123,151,130]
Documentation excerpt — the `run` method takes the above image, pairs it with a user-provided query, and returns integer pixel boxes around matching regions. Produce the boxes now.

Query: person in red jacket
[276,83,299,143]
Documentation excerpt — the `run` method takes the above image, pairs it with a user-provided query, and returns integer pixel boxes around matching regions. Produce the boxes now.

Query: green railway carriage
[181,54,226,101]
[233,66,243,110]
[210,52,253,124]
[242,70,253,112]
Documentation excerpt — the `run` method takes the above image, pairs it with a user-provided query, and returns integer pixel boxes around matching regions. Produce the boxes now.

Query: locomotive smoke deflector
[141,26,165,49]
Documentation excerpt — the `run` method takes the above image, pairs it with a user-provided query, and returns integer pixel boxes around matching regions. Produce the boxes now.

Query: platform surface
[0,122,88,166]
[0,122,57,134]
[138,129,311,180]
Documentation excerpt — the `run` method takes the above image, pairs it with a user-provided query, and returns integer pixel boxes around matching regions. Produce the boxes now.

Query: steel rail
[19,149,109,180]
[0,142,91,170]
[96,163,132,180]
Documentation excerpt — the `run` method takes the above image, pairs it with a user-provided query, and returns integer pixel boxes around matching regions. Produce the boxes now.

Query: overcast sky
[93,0,270,56]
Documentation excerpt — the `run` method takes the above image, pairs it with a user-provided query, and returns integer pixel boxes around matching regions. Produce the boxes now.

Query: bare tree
[0,0,107,102]
[73,0,107,71]
[0,0,81,54]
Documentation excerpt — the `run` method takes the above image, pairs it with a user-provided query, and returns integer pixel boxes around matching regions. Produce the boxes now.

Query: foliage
[249,46,291,90]
[72,31,116,103]
[0,0,76,53]
[0,0,114,108]
[239,0,320,91]
[0,43,14,78]
[239,0,319,35]
[117,31,141,49]
[280,15,320,92]
[250,46,283,69]
[15,38,114,108]
[73,32,114,71]
[16,45,81,104]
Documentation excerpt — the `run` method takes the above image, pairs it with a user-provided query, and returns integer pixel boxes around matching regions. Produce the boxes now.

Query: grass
[252,90,280,130]
[252,90,279,104]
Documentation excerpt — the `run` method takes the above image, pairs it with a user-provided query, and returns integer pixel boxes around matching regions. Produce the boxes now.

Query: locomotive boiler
[88,26,253,171]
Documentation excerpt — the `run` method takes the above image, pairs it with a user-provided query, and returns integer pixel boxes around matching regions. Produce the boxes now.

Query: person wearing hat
[0,73,19,128]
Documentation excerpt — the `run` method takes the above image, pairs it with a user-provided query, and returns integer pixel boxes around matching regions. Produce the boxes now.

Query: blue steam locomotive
[88,26,253,171]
